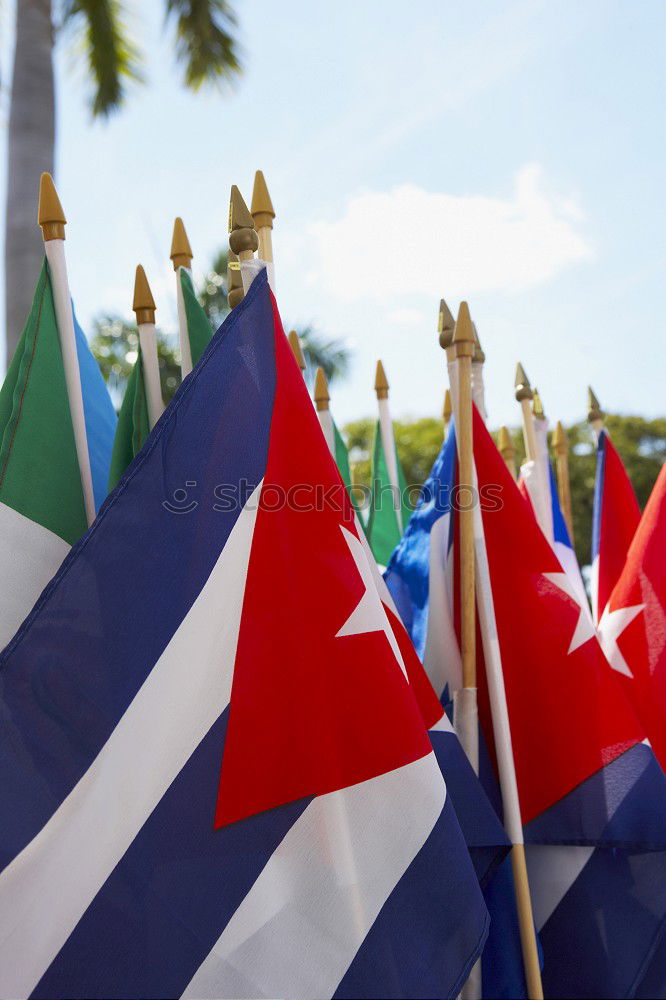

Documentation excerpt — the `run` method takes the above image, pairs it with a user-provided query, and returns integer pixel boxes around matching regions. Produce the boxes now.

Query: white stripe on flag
[0,501,70,650]
[183,752,446,1000]
[0,484,261,998]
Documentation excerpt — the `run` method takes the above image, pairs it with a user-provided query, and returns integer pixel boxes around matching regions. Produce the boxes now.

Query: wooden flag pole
[227,251,243,310]
[229,185,259,298]
[451,303,478,751]
[170,217,194,379]
[443,388,452,439]
[132,265,164,430]
[498,426,517,481]
[553,420,575,543]
[38,173,96,528]
[288,330,307,377]
[515,363,538,462]
[251,170,275,292]
[588,386,604,437]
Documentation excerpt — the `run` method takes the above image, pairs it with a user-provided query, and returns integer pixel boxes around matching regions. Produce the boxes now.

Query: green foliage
[61,1,143,117]
[197,248,229,330]
[342,413,666,567]
[60,0,241,118]
[165,0,242,89]
[295,325,352,389]
[90,315,180,407]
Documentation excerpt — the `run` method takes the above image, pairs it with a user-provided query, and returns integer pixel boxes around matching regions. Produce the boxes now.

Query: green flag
[180,269,212,366]
[0,260,86,645]
[108,350,150,490]
[366,420,411,567]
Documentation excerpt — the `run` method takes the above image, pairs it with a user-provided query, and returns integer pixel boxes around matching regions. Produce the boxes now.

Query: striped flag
[0,269,488,999]
[0,259,115,649]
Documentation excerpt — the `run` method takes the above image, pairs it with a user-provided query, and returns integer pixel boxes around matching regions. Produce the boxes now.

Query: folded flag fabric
[0,259,115,650]
[599,462,666,771]
[0,269,488,1000]
[385,427,530,999]
[179,267,213,368]
[107,349,150,490]
[471,407,666,999]
[367,417,411,567]
[591,427,641,623]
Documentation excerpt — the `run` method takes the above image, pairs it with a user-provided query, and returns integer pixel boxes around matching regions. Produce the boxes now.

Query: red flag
[599,463,666,768]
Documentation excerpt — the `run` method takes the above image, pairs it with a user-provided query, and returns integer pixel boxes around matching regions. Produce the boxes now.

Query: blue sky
[5,0,665,428]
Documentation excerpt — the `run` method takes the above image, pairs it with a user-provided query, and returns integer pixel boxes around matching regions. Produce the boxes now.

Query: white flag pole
[38,173,96,528]
[314,367,336,456]
[251,170,276,293]
[132,266,164,431]
[374,360,403,533]
[170,217,194,379]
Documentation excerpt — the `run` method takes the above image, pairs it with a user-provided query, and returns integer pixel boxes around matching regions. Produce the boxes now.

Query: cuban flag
[385,428,529,999]
[472,408,666,998]
[0,269,488,1000]
[591,427,641,624]
[599,462,666,772]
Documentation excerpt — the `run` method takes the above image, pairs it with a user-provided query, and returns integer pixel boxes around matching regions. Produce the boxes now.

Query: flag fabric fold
[0,270,488,1000]
[471,407,666,998]
[179,267,213,368]
[108,349,150,490]
[367,418,411,567]
[0,259,115,650]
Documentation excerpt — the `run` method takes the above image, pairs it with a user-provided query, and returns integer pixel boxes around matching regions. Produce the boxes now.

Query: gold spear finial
[532,386,545,420]
[452,301,475,355]
[552,420,569,455]
[170,217,193,270]
[515,362,533,402]
[498,425,515,459]
[38,172,66,241]
[314,367,330,411]
[228,185,258,258]
[251,170,275,231]
[375,359,389,399]
[227,251,244,309]
[133,265,157,325]
[288,330,306,371]
[472,322,485,364]
[438,298,456,350]
[443,388,452,424]
[587,386,604,425]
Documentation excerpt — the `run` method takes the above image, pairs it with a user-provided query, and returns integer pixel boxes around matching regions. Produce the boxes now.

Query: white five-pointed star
[336,525,407,679]
[543,572,597,654]
[597,603,644,678]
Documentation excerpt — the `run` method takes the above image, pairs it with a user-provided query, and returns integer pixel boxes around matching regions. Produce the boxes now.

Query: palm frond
[165,0,242,90]
[62,0,144,117]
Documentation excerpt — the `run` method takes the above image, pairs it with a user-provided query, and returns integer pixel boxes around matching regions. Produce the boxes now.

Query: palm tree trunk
[5,0,55,366]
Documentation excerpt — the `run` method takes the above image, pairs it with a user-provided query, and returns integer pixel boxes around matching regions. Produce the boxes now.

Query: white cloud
[309,165,593,302]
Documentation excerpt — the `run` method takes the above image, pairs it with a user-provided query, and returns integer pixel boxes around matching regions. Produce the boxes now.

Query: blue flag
[0,271,488,999]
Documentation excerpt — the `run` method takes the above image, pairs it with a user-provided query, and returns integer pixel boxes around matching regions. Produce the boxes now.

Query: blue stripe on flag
[540,845,666,998]
[525,742,666,849]
[32,707,312,998]
[332,795,490,1000]
[0,274,276,868]
[385,429,457,660]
